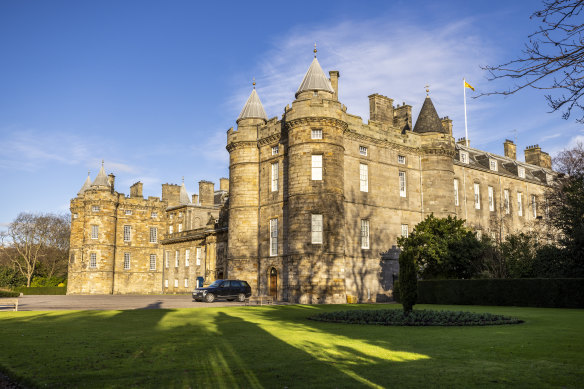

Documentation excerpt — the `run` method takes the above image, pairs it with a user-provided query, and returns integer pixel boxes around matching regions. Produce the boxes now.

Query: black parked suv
[193,279,252,303]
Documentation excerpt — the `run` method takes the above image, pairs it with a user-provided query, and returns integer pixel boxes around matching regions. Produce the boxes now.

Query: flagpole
[463,77,469,147]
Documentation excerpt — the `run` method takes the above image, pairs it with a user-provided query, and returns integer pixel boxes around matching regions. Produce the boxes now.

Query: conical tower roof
[91,161,110,188]
[296,57,335,97]
[179,179,191,205]
[78,172,92,196]
[237,88,268,122]
[413,96,446,134]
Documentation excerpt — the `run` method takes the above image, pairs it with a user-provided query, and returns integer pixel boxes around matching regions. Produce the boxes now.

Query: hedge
[412,278,584,308]
[0,291,20,298]
[13,286,67,295]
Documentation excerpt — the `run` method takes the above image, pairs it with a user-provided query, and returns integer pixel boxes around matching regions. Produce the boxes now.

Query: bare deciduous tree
[481,0,584,122]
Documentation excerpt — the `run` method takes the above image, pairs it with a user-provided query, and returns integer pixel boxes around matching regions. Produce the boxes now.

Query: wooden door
[269,268,277,300]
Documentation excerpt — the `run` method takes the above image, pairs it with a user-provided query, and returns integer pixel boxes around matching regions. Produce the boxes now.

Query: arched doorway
[269,268,277,300]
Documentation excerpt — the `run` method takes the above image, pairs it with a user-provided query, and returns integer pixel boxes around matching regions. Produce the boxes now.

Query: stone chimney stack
[456,137,470,147]
[192,194,199,204]
[329,70,340,100]
[162,184,181,207]
[199,181,215,206]
[108,173,115,194]
[368,94,394,123]
[130,182,143,198]
[504,139,517,160]
[524,145,552,169]
[441,116,453,136]
[219,177,229,192]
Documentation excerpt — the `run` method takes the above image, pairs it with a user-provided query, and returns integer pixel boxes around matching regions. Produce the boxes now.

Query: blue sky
[1,0,582,228]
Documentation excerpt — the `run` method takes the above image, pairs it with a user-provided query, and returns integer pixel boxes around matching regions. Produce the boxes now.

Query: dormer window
[359,146,368,156]
[311,129,323,139]
[460,151,469,164]
[489,159,498,171]
[518,166,526,178]
[546,174,553,184]
[272,145,279,155]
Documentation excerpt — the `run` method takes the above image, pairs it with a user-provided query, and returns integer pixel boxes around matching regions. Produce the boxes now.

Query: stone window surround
[123,252,130,270]
[149,254,156,271]
[311,214,323,244]
[474,182,481,210]
[361,219,370,249]
[359,163,368,192]
[311,128,323,139]
[398,155,406,164]
[401,224,408,238]
[123,225,131,242]
[272,145,279,155]
[488,186,495,212]
[312,155,323,181]
[399,171,407,198]
[454,178,459,206]
[271,162,279,192]
[270,218,278,256]
[149,227,157,243]
[91,225,99,240]
[359,146,368,156]
[89,253,97,268]
[185,249,190,267]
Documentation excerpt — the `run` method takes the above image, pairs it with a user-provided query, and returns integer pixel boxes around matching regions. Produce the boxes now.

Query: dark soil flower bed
[309,309,524,326]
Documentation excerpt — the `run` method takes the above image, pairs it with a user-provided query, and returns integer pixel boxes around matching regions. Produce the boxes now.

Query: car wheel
[205,293,215,303]
[237,293,246,302]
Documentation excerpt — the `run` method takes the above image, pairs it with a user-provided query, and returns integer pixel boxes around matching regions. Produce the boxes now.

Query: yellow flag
[464,81,475,91]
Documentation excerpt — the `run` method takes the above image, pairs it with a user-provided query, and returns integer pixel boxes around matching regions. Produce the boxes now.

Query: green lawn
[0,304,582,388]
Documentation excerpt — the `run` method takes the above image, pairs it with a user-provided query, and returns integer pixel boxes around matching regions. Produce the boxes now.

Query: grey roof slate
[413,96,445,133]
[91,163,110,188]
[296,57,335,97]
[237,89,268,122]
[78,173,92,195]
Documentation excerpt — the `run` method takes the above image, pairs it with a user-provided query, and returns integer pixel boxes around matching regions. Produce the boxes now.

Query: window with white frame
[196,247,202,266]
[179,212,183,218]
[474,183,481,209]
[73,213,78,219]
[89,253,97,268]
[124,253,130,270]
[185,249,190,267]
[399,171,406,197]
[454,179,459,206]
[488,186,494,212]
[398,155,406,164]
[169,225,173,234]
[312,155,322,181]
[361,219,370,249]
[504,189,510,214]
[178,223,183,232]
[311,128,322,139]
[271,162,279,192]
[174,279,178,288]
[460,151,469,164]
[151,212,158,218]
[359,164,368,192]
[150,227,157,243]
[165,251,169,268]
[272,145,279,155]
[149,254,156,270]
[311,214,323,244]
[517,192,523,216]
[170,214,174,220]
[359,146,368,156]
[489,159,498,171]
[532,195,537,218]
[164,279,168,288]
[91,225,99,240]
[125,209,132,215]
[270,219,278,256]
[92,205,100,212]
[184,279,188,288]
[123,225,131,242]
[518,166,525,178]
[175,250,179,267]
[401,224,408,238]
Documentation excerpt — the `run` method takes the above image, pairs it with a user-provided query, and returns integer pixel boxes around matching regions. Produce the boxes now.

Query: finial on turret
[314,42,317,57]
[88,171,91,176]
[425,84,430,96]
[182,176,184,183]
[252,77,256,89]
[101,159,104,167]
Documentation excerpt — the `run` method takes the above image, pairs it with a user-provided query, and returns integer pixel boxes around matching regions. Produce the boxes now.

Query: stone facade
[68,54,555,302]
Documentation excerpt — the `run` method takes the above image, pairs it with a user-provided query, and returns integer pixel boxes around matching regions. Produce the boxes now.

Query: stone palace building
[67,52,555,303]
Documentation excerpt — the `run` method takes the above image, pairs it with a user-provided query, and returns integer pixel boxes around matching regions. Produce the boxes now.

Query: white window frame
[89,253,97,268]
[165,279,169,288]
[518,166,525,178]
[361,219,370,249]
[165,251,170,268]
[272,145,279,155]
[150,227,157,243]
[123,225,131,242]
[311,128,322,139]
[196,247,202,266]
[151,212,158,219]
[178,223,183,233]
[92,205,100,212]
[489,159,498,171]
[359,164,368,192]
[504,189,510,214]
[175,250,179,267]
[149,254,156,271]
[91,225,99,240]
[185,249,190,267]
[454,179,459,206]
[398,155,406,164]
[399,171,406,198]
[124,252,130,270]
[401,224,409,238]
[270,218,278,256]
[174,279,178,288]
[474,183,481,209]
[359,146,368,156]
[517,192,523,216]
[460,151,469,164]
[125,209,132,215]
[169,225,173,234]
[73,213,78,219]
[184,278,189,288]
[179,212,183,218]
[532,195,537,218]
[312,155,322,181]
[311,214,323,244]
[488,186,494,212]
[271,162,279,192]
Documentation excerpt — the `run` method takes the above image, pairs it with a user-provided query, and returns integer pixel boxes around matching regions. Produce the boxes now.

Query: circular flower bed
[308,309,523,326]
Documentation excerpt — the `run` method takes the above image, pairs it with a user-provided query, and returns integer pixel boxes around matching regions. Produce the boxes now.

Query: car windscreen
[209,280,223,288]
